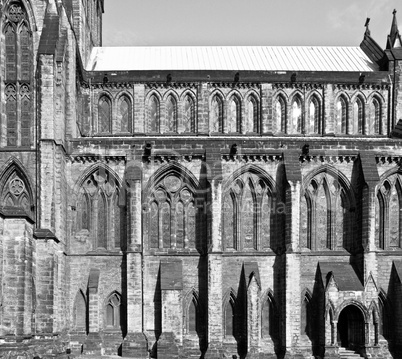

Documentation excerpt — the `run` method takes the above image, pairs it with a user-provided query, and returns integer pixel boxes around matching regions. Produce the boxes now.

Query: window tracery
[147,174,197,250]
[301,172,353,251]
[376,174,402,250]
[77,168,121,250]
[0,166,32,215]
[3,1,33,147]
[105,292,121,329]
[223,173,272,251]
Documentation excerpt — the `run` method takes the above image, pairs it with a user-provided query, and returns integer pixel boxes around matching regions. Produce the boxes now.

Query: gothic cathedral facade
[1,1,402,358]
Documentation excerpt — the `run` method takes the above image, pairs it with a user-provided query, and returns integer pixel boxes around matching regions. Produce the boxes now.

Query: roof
[319,262,363,291]
[86,46,379,73]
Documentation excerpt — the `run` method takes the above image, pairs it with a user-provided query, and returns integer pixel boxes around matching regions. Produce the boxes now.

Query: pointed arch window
[117,95,132,133]
[73,290,87,331]
[166,95,177,133]
[76,169,122,251]
[224,294,236,339]
[246,95,259,133]
[301,294,312,336]
[371,97,382,135]
[291,96,302,134]
[147,174,199,250]
[309,96,321,134]
[98,96,111,133]
[181,95,195,133]
[105,292,121,329]
[228,96,241,133]
[3,2,33,147]
[353,97,365,134]
[148,95,159,132]
[276,95,286,133]
[0,165,33,216]
[211,95,223,133]
[223,173,272,251]
[261,295,276,339]
[336,96,348,134]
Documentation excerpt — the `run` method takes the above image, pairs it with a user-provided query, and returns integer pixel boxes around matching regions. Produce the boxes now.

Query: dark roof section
[387,9,402,49]
[34,228,59,242]
[319,262,364,291]
[360,18,387,70]
[38,1,60,55]
[393,261,402,283]
[88,268,101,290]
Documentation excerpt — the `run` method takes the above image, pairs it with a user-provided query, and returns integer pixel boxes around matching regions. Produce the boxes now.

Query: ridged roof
[86,46,379,72]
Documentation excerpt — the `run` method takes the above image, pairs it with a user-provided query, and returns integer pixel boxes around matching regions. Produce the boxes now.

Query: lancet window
[300,172,353,251]
[370,97,382,135]
[165,95,177,132]
[291,95,302,134]
[98,96,112,133]
[105,292,121,329]
[376,174,402,250]
[276,95,286,133]
[148,95,160,132]
[227,96,241,133]
[3,1,33,147]
[117,95,132,133]
[246,95,259,133]
[222,172,273,251]
[76,168,122,250]
[308,95,321,134]
[211,95,223,133]
[147,173,198,250]
[180,95,195,133]
[352,97,365,134]
[336,96,348,134]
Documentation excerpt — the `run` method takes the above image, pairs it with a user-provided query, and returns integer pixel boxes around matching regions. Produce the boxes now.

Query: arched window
[228,96,241,133]
[166,95,177,132]
[77,168,121,252]
[0,165,33,216]
[3,2,33,147]
[105,292,121,329]
[188,299,197,333]
[223,173,272,251]
[148,95,159,132]
[309,96,320,134]
[117,95,132,133]
[353,97,365,134]
[336,96,348,134]
[98,96,111,133]
[73,290,87,331]
[246,96,258,133]
[261,295,275,339]
[181,95,195,133]
[224,295,236,338]
[276,95,286,133]
[147,173,199,250]
[301,294,312,336]
[211,95,223,133]
[291,96,302,134]
[371,97,382,135]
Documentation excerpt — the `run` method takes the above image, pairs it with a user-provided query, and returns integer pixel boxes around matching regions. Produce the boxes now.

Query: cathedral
[2,0,402,358]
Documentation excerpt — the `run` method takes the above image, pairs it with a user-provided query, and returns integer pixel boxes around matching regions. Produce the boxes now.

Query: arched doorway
[337,305,365,350]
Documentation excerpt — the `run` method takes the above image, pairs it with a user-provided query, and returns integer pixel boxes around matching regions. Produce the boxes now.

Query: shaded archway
[337,305,365,350]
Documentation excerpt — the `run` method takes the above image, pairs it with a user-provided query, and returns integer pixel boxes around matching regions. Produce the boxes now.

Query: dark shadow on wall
[273,254,285,358]
[273,160,287,254]
[198,256,208,356]
[151,267,162,358]
[236,266,248,359]
[121,253,128,338]
[312,264,325,358]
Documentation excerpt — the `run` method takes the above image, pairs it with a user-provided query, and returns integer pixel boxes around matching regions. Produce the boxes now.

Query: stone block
[121,332,149,358]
